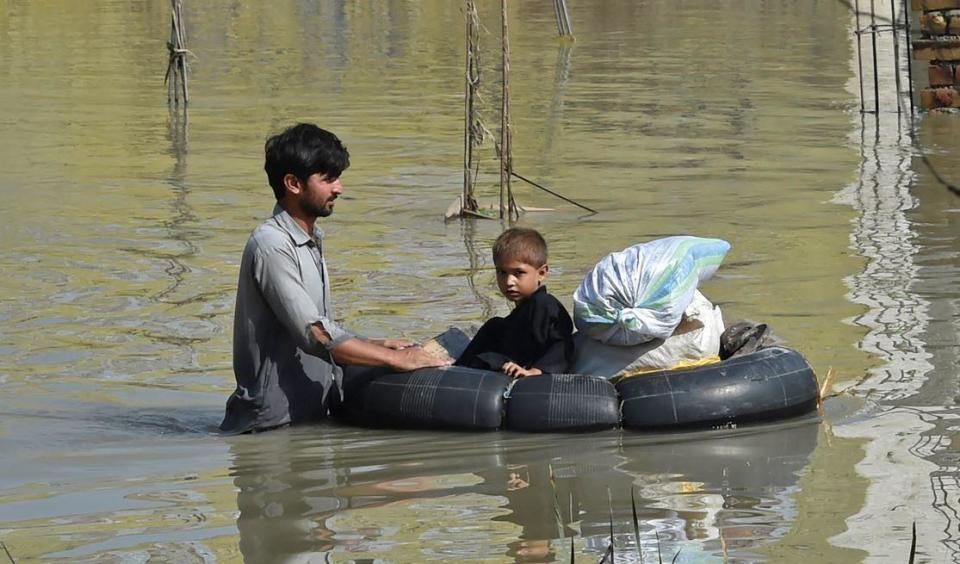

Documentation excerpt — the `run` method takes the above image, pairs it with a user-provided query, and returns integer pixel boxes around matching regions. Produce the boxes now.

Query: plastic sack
[573,236,730,345]
[571,290,724,378]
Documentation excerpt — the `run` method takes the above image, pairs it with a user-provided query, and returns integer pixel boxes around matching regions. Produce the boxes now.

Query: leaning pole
[499,0,517,219]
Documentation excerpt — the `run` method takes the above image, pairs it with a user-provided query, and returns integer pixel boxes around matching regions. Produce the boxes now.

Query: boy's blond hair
[492,227,548,268]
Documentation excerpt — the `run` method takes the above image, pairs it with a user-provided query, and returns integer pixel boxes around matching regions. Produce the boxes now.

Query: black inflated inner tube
[617,346,818,430]
[505,373,620,432]
[360,366,511,430]
[339,346,819,432]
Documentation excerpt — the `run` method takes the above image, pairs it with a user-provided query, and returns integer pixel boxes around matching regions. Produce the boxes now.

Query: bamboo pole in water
[560,0,573,37]
[462,0,480,214]
[553,0,574,37]
[500,0,517,219]
[165,0,188,107]
[553,0,564,36]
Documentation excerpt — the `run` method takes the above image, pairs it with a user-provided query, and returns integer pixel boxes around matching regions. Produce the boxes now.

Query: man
[220,123,448,434]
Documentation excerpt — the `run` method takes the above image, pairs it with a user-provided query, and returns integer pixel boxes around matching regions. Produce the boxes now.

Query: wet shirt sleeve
[252,244,354,353]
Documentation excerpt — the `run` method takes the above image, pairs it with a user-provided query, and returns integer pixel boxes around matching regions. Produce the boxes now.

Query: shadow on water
[226,418,819,561]
[1,404,221,436]
[537,42,574,181]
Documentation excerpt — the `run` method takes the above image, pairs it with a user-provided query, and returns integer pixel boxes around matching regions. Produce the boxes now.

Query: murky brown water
[1,0,958,562]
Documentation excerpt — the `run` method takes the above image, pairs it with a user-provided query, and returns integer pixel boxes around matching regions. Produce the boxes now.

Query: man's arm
[309,325,448,371]
[255,244,447,372]
[254,245,355,351]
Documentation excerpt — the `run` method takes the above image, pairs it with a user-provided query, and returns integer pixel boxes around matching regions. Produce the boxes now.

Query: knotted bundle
[573,236,730,346]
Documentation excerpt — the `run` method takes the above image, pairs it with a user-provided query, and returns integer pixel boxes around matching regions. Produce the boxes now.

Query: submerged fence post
[500,0,517,219]
[891,0,904,114]
[902,0,914,118]
[851,0,921,116]
[553,0,574,38]
[871,0,881,113]
[462,0,481,215]
[165,0,188,108]
[856,0,867,112]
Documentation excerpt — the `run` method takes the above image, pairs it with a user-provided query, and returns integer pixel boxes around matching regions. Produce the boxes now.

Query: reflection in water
[617,422,819,560]
[838,113,932,401]
[229,421,818,561]
[830,2,960,557]
[461,219,497,320]
[156,108,195,303]
[539,43,574,179]
[908,115,960,560]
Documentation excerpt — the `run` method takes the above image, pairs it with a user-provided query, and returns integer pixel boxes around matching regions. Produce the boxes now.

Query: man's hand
[389,345,452,372]
[501,362,542,378]
[373,338,416,350]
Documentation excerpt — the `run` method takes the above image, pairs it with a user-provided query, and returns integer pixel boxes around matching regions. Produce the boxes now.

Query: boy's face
[495,259,548,303]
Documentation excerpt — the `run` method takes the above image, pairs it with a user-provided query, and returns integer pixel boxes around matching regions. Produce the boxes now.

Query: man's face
[495,259,547,303]
[298,173,343,218]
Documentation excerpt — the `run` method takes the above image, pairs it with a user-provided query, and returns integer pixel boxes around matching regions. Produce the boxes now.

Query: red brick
[928,63,956,85]
[912,0,960,10]
[920,87,960,108]
[921,12,949,33]
[949,12,960,33]
[913,38,960,60]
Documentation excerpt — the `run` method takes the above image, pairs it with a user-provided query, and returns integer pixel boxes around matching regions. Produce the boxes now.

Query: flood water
[1,0,958,562]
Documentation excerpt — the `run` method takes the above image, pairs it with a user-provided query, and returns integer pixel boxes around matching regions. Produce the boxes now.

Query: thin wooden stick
[553,0,574,37]
[500,0,516,219]
[166,17,176,102]
[510,171,597,214]
[1,542,15,564]
[462,208,495,220]
[164,0,189,107]
[818,367,837,410]
[553,0,565,36]
[463,0,480,214]
[177,0,188,105]
[559,0,574,37]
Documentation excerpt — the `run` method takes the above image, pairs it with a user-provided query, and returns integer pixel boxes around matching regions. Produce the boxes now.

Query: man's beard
[300,199,334,218]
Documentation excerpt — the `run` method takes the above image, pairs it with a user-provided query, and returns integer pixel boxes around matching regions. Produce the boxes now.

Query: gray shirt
[220,205,355,434]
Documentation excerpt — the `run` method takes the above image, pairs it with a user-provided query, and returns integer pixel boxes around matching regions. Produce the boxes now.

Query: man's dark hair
[493,227,548,268]
[264,123,350,200]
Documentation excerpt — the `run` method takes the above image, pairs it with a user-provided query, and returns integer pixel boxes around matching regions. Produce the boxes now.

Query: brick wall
[913,0,960,108]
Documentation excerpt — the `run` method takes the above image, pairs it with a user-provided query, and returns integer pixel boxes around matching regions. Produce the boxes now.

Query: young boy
[455,227,574,377]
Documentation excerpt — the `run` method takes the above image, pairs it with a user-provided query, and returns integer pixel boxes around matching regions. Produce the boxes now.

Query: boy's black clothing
[455,286,574,373]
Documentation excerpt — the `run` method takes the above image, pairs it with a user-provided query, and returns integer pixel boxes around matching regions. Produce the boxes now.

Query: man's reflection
[228,420,818,561]
[229,428,343,560]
